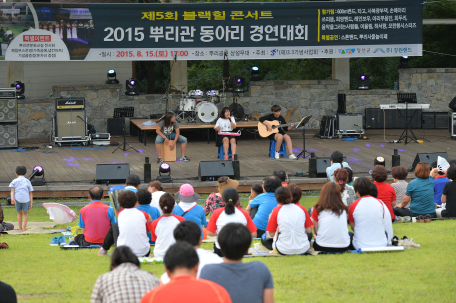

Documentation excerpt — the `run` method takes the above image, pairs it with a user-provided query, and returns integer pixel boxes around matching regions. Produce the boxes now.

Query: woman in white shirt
[214,107,237,160]
[148,181,166,216]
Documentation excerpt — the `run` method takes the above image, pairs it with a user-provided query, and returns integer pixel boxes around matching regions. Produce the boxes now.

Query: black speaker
[319,116,335,137]
[411,152,448,171]
[435,112,448,129]
[449,96,456,112]
[337,94,346,114]
[198,161,234,181]
[309,157,347,178]
[107,118,125,136]
[96,163,130,184]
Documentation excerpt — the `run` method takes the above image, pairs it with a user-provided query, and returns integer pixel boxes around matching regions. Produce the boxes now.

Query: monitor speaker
[0,124,18,148]
[0,99,17,122]
[55,110,86,138]
[198,161,234,181]
[96,163,130,184]
[309,157,347,178]
[449,96,456,112]
[337,94,346,114]
[411,152,449,171]
[107,118,125,136]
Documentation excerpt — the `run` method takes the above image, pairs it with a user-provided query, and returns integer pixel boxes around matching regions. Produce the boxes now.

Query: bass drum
[179,98,197,112]
[196,102,218,123]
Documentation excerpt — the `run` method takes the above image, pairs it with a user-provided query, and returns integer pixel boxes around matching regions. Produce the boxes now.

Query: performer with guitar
[259,105,297,159]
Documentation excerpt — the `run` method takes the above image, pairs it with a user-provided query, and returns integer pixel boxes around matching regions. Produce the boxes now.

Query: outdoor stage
[0,128,453,198]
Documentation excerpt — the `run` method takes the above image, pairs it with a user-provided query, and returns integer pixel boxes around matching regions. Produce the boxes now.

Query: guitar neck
[273,122,294,129]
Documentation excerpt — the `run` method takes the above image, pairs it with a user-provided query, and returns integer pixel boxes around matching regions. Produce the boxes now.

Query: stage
[0,128,453,198]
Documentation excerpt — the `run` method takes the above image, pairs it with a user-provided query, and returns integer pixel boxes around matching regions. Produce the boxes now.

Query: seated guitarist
[259,105,296,159]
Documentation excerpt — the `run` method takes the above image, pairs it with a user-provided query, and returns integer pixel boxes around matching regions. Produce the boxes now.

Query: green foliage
[350,57,399,90]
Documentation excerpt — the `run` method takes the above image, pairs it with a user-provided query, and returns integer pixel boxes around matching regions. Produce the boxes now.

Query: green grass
[1,198,455,303]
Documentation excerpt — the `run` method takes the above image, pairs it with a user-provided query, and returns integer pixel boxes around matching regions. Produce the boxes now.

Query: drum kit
[173,86,223,123]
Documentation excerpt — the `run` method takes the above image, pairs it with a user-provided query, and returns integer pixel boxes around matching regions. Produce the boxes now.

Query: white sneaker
[289,154,297,160]
[275,151,280,159]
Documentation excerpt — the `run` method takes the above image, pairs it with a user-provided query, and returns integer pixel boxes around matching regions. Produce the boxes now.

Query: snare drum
[179,98,196,112]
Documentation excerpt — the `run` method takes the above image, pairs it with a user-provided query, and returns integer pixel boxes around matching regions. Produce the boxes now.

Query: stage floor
[0,128,454,196]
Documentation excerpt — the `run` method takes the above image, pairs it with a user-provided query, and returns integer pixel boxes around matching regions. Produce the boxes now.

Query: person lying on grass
[141,241,231,303]
[91,246,160,303]
[200,223,274,303]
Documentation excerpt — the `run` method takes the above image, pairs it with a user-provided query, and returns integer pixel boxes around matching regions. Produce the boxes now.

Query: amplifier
[0,124,18,149]
[449,112,456,137]
[422,112,448,129]
[365,108,422,129]
[0,98,17,122]
[54,111,87,138]
[335,113,364,135]
[0,89,16,99]
[55,98,85,110]
[90,133,111,146]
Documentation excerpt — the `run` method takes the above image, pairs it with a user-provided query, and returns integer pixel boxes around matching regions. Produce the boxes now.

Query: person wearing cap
[204,177,243,217]
[172,184,207,239]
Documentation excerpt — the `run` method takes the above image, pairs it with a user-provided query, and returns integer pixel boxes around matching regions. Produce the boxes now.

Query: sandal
[0,242,8,249]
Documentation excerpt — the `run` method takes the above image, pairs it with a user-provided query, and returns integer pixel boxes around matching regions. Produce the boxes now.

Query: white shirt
[150,191,166,216]
[160,248,223,284]
[311,209,350,248]
[117,208,151,257]
[151,215,185,258]
[9,176,33,203]
[215,117,236,132]
[379,200,393,245]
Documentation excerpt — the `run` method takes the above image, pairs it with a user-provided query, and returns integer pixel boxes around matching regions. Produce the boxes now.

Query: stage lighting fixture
[125,78,140,96]
[399,56,411,69]
[233,76,245,93]
[106,69,119,84]
[251,66,262,81]
[357,73,370,90]
[28,165,45,186]
[10,81,25,99]
[157,162,172,183]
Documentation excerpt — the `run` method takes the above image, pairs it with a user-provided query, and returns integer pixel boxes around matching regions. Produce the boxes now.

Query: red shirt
[141,275,232,303]
[374,182,396,220]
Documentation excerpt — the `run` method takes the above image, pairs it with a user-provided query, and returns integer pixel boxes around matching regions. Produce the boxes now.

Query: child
[249,183,263,202]
[151,193,185,258]
[9,166,33,231]
[116,191,153,257]
[136,190,160,244]
[173,184,207,239]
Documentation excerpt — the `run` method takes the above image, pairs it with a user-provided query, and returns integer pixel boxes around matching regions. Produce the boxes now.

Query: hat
[125,174,140,185]
[175,183,200,202]
[217,177,239,195]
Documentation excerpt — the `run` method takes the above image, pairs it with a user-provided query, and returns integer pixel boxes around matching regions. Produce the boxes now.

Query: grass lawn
[1,198,455,303]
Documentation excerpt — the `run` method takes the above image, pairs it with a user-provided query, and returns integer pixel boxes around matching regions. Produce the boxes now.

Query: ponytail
[222,187,239,215]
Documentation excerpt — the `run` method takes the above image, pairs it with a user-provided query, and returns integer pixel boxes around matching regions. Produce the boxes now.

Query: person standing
[9,166,33,231]
[155,112,189,163]
[214,107,237,160]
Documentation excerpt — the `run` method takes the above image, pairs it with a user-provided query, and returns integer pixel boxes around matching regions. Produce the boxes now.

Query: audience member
[391,166,409,208]
[9,166,33,231]
[263,187,312,255]
[431,161,450,206]
[207,188,257,257]
[311,182,351,252]
[326,151,351,182]
[141,242,231,303]
[273,170,288,187]
[160,221,223,284]
[287,183,302,205]
[204,177,242,217]
[371,165,396,220]
[437,164,456,218]
[346,167,354,187]
[116,191,153,257]
[75,186,115,247]
[334,168,356,207]
[136,190,160,244]
[201,223,274,303]
[151,193,185,258]
[349,177,387,249]
[148,181,166,216]
[394,162,437,218]
[246,176,281,237]
[173,184,207,239]
[91,246,160,303]
[0,203,14,231]
[125,174,141,193]
[370,184,393,245]
[0,280,17,303]
[249,183,264,202]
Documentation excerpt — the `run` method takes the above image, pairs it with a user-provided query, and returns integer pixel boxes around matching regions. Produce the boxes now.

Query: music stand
[112,107,138,153]
[397,93,418,145]
[295,115,313,160]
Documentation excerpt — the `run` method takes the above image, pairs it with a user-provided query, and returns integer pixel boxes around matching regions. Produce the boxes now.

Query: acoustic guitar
[257,115,312,138]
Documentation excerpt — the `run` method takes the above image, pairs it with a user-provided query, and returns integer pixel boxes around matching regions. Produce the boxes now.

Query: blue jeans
[15,202,29,212]
[155,133,187,144]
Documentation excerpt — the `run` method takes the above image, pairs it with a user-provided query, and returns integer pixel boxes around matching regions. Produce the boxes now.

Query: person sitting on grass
[273,170,288,187]
[151,193,185,258]
[311,182,351,252]
[147,181,166,216]
[287,183,302,205]
[116,191,153,257]
[207,188,257,257]
[74,186,116,247]
[431,160,450,207]
[263,187,312,255]
[391,166,409,209]
[0,280,17,303]
[371,165,396,221]
[246,176,282,238]
[326,151,351,182]
[370,183,393,245]
[136,190,160,244]
[173,184,207,239]
[160,221,223,284]
[200,223,274,303]
[9,166,33,231]
[0,203,14,232]
[249,183,264,202]
[334,168,356,207]
[91,246,160,303]
[437,164,456,219]
[346,167,354,187]
[204,177,242,217]
[141,242,232,303]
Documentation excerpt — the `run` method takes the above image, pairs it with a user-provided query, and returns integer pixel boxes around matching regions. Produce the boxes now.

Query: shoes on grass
[50,237,60,246]
[98,247,108,256]
[58,236,67,246]
[0,242,8,249]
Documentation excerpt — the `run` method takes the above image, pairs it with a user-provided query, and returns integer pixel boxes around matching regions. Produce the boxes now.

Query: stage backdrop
[1,1,422,61]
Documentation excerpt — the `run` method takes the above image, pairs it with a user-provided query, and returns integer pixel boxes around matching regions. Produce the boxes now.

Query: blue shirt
[406,176,436,214]
[173,204,207,239]
[78,200,116,229]
[137,204,161,244]
[434,176,450,205]
[9,176,34,203]
[326,162,351,182]
[249,192,278,231]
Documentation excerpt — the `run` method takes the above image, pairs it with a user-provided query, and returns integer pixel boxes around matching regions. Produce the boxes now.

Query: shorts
[155,133,187,144]
[16,202,30,212]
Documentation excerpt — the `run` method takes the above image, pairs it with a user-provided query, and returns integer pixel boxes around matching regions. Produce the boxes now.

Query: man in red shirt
[141,242,231,303]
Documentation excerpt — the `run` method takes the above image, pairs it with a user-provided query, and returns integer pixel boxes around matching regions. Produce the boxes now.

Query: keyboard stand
[397,102,418,145]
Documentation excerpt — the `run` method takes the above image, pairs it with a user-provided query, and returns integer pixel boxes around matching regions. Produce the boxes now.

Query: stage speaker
[336,113,363,134]
[319,116,335,137]
[0,124,18,148]
[309,157,347,178]
[449,96,456,112]
[55,110,86,138]
[337,94,346,114]
[435,112,448,129]
[96,163,130,184]
[198,161,234,181]
[107,118,125,136]
[411,152,449,171]
[0,99,17,122]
